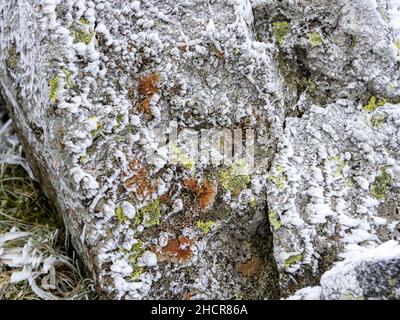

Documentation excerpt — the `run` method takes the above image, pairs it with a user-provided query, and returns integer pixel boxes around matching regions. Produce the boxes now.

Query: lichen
[61,68,74,89]
[248,197,257,208]
[170,144,196,172]
[329,156,346,177]
[371,167,392,200]
[130,265,145,281]
[363,96,387,112]
[218,159,251,195]
[49,76,60,102]
[196,220,214,234]
[90,121,103,138]
[268,209,281,231]
[368,112,386,128]
[268,164,286,189]
[140,199,160,228]
[71,20,94,45]
[128,240,146,280]
[308,32,322,47]
[283,254,303,269]
[115,207,127,223]
[6,45,19,70]
[272,21,291,44]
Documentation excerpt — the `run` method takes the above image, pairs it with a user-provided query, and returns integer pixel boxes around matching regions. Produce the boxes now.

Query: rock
[0,0,283,299]
[1,0,400,299]
[267,101,400,294]
[288,240,400,300]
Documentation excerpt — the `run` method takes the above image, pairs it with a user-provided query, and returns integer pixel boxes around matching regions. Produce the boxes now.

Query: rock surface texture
[1,0,400,299]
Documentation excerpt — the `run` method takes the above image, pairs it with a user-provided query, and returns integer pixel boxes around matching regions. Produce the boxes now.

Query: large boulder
[1,0,400,299]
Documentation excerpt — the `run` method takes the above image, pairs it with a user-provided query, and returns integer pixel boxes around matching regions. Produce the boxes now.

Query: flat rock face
[1,0,400,299]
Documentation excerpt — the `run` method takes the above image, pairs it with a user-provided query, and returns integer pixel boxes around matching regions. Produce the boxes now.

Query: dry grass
[0,100,96,300]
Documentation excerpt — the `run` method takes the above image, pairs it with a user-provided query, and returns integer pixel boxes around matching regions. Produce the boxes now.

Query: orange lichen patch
[236,256,262,277]
[159,193,169,203]
[137,97,152,118]
[124,161,154,197]
[184,178,217,210]
[183,291,192,300]
[139,73,160,96]
[178,44,189,52]
[153,236,192,263]
[134,73,160,119]
[215,49,224,59]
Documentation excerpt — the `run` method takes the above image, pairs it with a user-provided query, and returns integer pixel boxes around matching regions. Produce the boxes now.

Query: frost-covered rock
[1,0,400,299]
[0,0,283,299]
[289,241,400,300]
[268,101,400,294]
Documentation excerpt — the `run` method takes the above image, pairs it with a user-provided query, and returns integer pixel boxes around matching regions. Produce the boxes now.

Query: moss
[371,167,392,200]
[268,164,286,189]
[268,209,281,231]
[283,254,303,269]
[49,76,60,102]
[368,112,386,128]
[140,199,160,228]
[308,32,322,47]
[272,21,291,44]
[363,96,387,113]
[218,159,251,195]
[7,45,19,70]
[115,207,127,223]
[196,220,214,234]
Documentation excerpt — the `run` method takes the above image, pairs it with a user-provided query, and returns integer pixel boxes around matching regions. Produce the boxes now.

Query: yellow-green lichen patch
[371,167,392,200]
[128,240,146,280]
[90,121,104,138]
[363,96,387,113]
[170,144,196,172]
[61,68,74,89]
[115,207,127,223]
[308,32,322,47]
[248,197,257,208]
[329,156,346,177]
[6,45,19,70]
[272,21,291,44]
[140,199,160,228]
[130,265,145,281]
[268,164,286,190]
[71,20,94,45]
[49,76,60,102]
[283,254,303,269]
[368,112,386,128]
[196,220,214,234]
[268,209,281,231]
[218,159,251,196]
[396,39,400,56]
